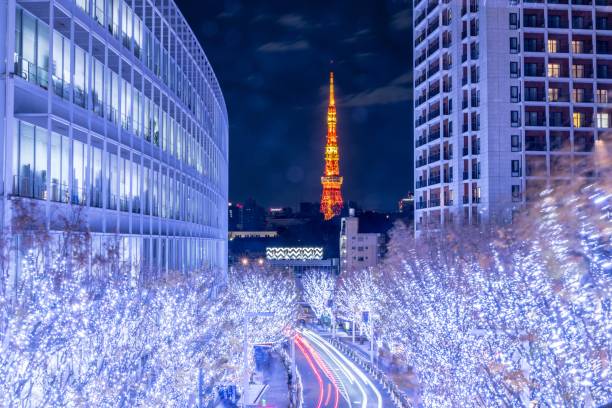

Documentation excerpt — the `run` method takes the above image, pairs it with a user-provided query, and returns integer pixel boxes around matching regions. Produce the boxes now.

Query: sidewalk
[259,351,291,407]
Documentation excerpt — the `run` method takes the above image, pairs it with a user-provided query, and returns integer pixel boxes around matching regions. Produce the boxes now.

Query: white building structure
[339,209,384,275]
[0,0,229,278]
[413,0,611,233]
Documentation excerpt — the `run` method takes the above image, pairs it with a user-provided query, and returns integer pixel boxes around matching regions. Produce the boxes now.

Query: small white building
[339,209,384,275]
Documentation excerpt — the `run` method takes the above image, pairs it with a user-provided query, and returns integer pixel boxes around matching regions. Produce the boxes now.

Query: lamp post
[241,311,274,408]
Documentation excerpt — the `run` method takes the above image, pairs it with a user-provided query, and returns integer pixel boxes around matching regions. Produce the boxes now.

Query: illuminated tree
[301,270,336,322]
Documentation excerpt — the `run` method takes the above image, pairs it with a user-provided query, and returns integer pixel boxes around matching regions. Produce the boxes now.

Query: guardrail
[327,337,413,408]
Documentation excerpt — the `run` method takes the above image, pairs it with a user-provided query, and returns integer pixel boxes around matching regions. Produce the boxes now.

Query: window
[572,64,585,78]
[572,40,584,54]
[548,39,558,53]
[14,121,45,199]
[573,112,585,128]
[510,61,520,77]
[548,88,559,102]
[512,185,521,202]
[550,111,563,126]
[572,88,585,103]
[511,134,521,152]
[597,89,609,103]
[598,113,610,128]
[509,13,519,29]
[548,63,561,77]
[510,37,520,53]
[511,160,521,177]
[510,86,520,102]
[511,111,520,127]
[527,111,540,126]
[50,132,69,203]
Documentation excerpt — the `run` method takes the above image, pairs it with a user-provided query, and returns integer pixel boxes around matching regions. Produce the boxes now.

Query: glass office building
[0,0,229,278]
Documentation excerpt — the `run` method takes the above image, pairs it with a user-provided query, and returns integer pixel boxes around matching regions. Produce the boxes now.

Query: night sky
[176,0,413,211]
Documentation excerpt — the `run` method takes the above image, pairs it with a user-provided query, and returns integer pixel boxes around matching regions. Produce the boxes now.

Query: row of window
[12,120,223,228]
[511,110,610,128]
[14,6,224,183]
[72,0,223,129]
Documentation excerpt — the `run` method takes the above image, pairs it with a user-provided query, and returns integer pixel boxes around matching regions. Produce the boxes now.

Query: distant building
[228,202,243,231]
[268,207,294,218]
[339,209,385,275]
[399,193,415,220]
[229,231,279,240]
[229,199,266,231]
[266,246,338,277]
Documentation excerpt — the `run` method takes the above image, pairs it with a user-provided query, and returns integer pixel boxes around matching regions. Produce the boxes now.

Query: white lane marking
[304,330,384,408]
[303,331,368,408]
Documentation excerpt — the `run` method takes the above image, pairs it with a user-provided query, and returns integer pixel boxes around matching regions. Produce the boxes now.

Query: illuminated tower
[320,72,344,220]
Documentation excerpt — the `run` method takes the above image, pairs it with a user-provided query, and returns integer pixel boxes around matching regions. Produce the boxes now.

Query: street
[295,329,391,408]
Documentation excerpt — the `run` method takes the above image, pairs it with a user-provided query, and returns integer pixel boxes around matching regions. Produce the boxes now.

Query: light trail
[302,330,384,408]
[296,334,340,408]
[295,335,324,408]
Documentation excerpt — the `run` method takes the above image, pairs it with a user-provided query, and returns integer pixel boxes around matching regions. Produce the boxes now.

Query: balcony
[524,65,545,77]
[548,18,569,29]
[444,198,454,206]
[525,116,547,127]
[416,179,428,189]
[416,136,428,147]
[428,130,441,142]
[428,198,441,208]
[524,16,545,28]
[443,150,453,160]
[416,157,428,168]
[525,91,546,102]
[428,176,441,186]
[15,58,49,91]
[428,153,441,163]
[416,201,427,209]
[416,116,427,127]
[472,144,481,155]
[443,128,453,138]
[463,171,469,180]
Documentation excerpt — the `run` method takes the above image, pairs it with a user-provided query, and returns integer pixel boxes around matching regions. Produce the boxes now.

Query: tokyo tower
[320,72,344,220]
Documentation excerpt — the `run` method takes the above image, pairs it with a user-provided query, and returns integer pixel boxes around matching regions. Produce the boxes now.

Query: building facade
[339,209,384,275]
[1,0,229,278]
[413,0,611,233]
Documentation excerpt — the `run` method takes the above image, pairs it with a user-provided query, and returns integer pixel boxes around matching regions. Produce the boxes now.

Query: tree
[301,270,336,323]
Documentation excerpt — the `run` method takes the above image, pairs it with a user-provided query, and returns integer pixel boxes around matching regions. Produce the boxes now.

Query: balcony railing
[416,180,428,189]
[428,176,441,186]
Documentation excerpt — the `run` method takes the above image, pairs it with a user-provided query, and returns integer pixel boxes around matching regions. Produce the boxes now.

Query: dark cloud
[257,40,311,52]
[176,0,413,211]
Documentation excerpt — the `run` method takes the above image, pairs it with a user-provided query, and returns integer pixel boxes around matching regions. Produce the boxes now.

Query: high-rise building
[413,0,611,233]
[1,0,229,278]
[320,72,344,221]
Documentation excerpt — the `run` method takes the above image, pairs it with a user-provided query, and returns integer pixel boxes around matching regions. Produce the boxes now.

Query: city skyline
[176,0,414,211]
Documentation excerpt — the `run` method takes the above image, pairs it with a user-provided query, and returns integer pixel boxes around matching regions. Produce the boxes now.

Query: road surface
[295,329,391,408]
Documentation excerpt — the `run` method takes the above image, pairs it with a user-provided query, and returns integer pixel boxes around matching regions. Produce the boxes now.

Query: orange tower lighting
[320,72,344,220]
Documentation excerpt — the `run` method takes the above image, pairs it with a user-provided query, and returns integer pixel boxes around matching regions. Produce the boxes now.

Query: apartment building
[413,0,611,233]
[339,209,384,274]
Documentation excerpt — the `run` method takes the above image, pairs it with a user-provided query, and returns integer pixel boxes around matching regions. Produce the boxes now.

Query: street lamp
[241,311,274,408]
